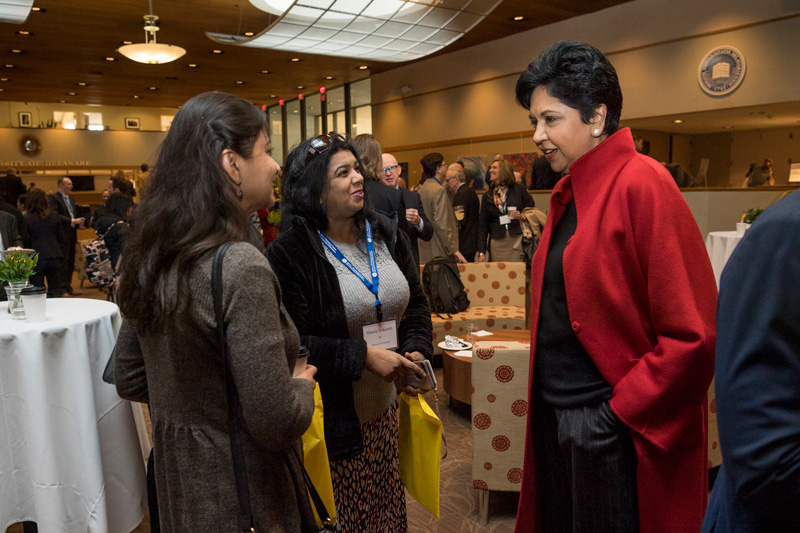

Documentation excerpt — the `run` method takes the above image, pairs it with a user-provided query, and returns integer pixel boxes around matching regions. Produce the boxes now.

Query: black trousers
[535,398,639,533]
[31,257,64,297]
[59,236,77,292]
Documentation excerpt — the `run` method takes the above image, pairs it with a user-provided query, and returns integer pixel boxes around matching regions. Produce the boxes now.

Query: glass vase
[4,280,30,320]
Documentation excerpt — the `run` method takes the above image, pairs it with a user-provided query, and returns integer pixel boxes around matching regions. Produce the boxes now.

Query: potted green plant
[1,250,39,320]
[737,207,764,235]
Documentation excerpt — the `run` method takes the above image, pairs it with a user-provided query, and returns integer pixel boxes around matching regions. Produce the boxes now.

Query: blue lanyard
[318,221,383,322]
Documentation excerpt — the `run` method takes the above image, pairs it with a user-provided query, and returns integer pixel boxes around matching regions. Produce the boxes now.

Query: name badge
[499,214,511,225]
[363,320,398,350]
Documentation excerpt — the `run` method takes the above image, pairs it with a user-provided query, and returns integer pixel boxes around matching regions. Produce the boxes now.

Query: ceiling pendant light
[118,0,186,65]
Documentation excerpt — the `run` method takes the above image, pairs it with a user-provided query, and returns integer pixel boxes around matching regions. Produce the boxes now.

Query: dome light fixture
[118,2,186,65]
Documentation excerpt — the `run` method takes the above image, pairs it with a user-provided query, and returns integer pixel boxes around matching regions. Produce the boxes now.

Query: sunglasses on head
[306,132,346,164]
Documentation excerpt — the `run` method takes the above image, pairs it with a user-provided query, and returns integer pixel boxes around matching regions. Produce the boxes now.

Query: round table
[705,230,744,288]
[0,298,147,532]
[442,329,530,405]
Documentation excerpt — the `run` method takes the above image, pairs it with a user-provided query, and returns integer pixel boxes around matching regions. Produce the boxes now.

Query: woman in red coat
[513,41,717,533]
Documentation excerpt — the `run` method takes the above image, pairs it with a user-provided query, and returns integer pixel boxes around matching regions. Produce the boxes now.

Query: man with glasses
[382,153,433,265]
[417,152,464,264]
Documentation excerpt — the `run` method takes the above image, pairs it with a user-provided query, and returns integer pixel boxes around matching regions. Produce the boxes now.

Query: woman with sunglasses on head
[113,92,318,532]
[513,41,716,533]
[266,132,432,531]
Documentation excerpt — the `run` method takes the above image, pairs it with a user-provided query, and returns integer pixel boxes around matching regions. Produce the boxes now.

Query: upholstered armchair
[471,339,531,525]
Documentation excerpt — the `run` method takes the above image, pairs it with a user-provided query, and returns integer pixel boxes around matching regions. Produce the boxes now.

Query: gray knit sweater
[114,242,317,532]
[322,238,410,424]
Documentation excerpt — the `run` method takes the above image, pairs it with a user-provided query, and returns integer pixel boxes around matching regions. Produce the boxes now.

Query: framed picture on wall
[19,112,32,128]
[125,117,140,130]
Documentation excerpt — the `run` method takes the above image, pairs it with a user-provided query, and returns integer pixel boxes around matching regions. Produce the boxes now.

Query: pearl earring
[592,129,601,137]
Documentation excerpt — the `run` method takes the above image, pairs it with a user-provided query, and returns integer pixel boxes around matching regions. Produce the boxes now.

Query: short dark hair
[420,152,444,179]
[106,193,133,219]
[516,40,622,136]
[282,133,375,234]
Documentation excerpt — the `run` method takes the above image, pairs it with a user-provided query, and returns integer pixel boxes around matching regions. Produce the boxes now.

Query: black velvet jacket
[266,212,433,460]
[477,183,535,254]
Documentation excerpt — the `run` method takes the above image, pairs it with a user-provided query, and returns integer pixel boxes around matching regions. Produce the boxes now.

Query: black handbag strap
[212,243,255,533]
[290,446,337,531]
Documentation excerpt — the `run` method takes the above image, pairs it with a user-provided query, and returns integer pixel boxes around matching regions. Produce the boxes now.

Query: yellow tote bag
[301,384,337,526]
[398,392,442,518]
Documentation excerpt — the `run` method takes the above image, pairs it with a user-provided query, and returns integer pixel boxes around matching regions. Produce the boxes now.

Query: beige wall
[0,101,176,131]
[373,0,800,187]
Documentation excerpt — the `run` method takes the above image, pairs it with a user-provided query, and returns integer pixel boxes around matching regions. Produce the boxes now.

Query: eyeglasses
[382,165,400,173]
[306,131,345,164]
[439,162,447,168]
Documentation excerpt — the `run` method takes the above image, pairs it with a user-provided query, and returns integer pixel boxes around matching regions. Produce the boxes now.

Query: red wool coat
[515,129,717,533]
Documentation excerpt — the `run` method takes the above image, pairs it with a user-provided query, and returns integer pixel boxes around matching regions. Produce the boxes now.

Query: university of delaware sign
[0,160,92,167]
[697,45,746,97]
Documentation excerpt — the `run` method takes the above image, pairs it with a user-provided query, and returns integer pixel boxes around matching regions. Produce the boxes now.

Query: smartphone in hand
[396,359,437,391]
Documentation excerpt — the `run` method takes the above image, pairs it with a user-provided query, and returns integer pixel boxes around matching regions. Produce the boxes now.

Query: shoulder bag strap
[289,447,337,531]
[212,243,255,533]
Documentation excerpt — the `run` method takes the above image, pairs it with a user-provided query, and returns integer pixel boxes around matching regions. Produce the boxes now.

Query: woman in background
[514,41,716,533]
[267,133,431,531]
[93,193,132,271]
[477,158,535,262]
[114,91,318,532]
[23,188,64,297]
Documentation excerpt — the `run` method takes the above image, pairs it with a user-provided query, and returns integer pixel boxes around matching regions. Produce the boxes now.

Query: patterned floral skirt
[329,400,406,532]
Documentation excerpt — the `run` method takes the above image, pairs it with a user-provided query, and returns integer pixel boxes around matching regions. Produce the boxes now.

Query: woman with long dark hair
[267,133,432,531]
[113,92,318,531]
[513,41,716,533]
[477,158,535,262]
[23,188,64,297]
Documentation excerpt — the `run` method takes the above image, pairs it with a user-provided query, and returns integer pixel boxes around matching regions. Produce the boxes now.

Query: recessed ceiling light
[77,82,87,86]
[244,32,254,37]
[260,70,270,74]
[133,95,141,99]
[513,16,525,21]
[673,119,683,124]
[122,41,133,45]
[31,7,44,12]
[60,100,67,103]
[270,94,277,98]
[149,86,159,90]
[0,78,8,82]
[11,50,22,54]
[16,31,31,36]
[357,65,369,70]
[325,76,335,80]
[236,81,245,85]
[211,49,224,54]
[5,65,15,68]
[67,91,76,96]
[188,63,198,68]
[290,58,301,62]
[105,57,116,61]
[0,88,4,92]
[297,85,304,89]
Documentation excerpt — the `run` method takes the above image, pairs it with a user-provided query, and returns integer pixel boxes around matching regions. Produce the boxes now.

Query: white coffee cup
[294,346,309,376]
[21,286,47,323]
[508,206,517,213]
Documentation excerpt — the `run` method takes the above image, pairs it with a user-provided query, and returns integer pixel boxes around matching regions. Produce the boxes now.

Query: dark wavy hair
[282,133,376,235]
[118,91,268,333]
[23,188,51,219]
[106,193,133,219]
[515,40,622,136]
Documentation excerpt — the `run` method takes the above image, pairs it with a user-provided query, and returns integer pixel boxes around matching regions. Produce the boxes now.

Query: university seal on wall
[697,45,746,96]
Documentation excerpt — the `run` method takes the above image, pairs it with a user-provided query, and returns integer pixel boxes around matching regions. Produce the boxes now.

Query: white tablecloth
[705,231,744,288]
[1,298,147,532]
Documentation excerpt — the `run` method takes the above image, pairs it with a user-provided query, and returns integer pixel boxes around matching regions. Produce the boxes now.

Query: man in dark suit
[48,177,85,295]
[363,178,408,235]
[702,189,800,533]
[381,153,433,264]
[1,168,26,206]
[1,210,24,301]
[445,164,480,262]
[0,179,29,246]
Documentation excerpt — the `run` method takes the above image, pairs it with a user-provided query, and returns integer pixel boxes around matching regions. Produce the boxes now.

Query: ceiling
[0,0,629,110]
